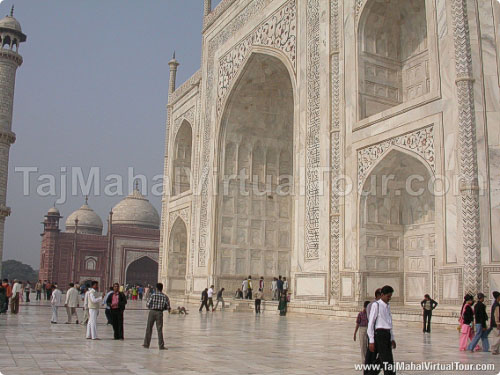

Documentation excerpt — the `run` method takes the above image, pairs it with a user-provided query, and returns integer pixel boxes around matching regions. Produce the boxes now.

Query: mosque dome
[65,199,103,235]
[112,188,160,229]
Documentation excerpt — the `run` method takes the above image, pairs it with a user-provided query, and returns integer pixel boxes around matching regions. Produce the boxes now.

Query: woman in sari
[459,294,475,351]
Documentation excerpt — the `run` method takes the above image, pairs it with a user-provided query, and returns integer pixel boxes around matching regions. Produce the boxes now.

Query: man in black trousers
[365,285,396,375]
[106,283,127,340]
[199,288,209,312]
[420,294,438,333]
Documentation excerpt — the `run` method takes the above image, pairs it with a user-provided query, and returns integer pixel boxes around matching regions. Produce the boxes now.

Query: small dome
[65,200,103,235]
[112,189,160,229]
[0,15,22,33]
[47,206,60,216]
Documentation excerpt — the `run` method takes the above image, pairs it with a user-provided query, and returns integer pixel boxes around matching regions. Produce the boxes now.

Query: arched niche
[171,120,192,196]
[216,52,294,293]
[359,148,435,303]
[125,256,158,286]
[167,217,188,292]
[358,0,429,119]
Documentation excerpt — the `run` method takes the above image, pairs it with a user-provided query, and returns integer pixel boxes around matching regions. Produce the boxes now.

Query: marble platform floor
[0,300,499,375]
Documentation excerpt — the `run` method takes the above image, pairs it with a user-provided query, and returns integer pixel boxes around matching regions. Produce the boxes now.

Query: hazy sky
[3,0,222,268]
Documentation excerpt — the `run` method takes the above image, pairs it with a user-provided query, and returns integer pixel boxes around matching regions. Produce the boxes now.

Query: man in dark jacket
[106,283,127,340]
[420,294,438,333]
[199,288,209,312]
[467,293,489,352]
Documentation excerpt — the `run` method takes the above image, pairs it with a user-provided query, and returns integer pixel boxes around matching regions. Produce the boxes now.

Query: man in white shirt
[81,286,90,325]
[86,281,103,340]
[65,283,79,324]
[207,285,215,312]
[242,279,248,299]
[271,278,278,300]
[365,285,396,375]
[50,285,62,324]
[10,279,22,314]
[366,288,382,318]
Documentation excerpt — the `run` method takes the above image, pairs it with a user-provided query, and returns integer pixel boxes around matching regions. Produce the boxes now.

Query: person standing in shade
[65,283,79,324]
[365,285,396,375]
[45,281,52,300]
[0,284,6,314]
[242,278,248,299]
[277,275,284,299]
[86,281,103,340]
[143,283,170,350]
[42,280,47,300]
[214,288,225,311]
[207,285,215,312]
[468,293,489,352]
[366,288,382,318]
[247,276,253,300]
[354,301,370,363]
[107,283,127,340]
[459,294,475,351]
[2,279,11,312]
[278,292,288,316]
[25,281,31,302]
[283,277,289,296]
[81,287,90,325]
[35,280,42,301]
[254,288,263,314]
[103,286,114,325]
[490,292,500,355]
[199,288,209,312]
[138,286,144,301]
[10,279,21,314]
[271,277,278,300]
[420,294,438,333]
[50,284,62,324]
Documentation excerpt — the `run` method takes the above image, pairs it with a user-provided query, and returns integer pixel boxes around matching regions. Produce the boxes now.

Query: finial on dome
[10,5,14,17]
[173,51,176,59]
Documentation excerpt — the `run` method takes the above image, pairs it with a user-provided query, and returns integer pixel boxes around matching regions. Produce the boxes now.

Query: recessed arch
[358,0,429,120]
[171,119,193,196]
[167,216,188,293]
[214,51,295,293]
[359,148,436,303]
[125,256,158,286]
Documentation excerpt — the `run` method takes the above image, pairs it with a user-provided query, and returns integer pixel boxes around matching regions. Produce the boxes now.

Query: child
[353,301,370,363]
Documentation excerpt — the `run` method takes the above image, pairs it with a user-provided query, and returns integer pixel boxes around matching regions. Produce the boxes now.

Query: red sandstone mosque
[38,188,160,288]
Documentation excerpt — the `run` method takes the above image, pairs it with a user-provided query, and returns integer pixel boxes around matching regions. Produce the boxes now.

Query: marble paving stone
[0,301,500,374]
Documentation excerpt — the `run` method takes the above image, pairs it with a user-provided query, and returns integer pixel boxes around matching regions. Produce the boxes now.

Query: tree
[2,260,38,283]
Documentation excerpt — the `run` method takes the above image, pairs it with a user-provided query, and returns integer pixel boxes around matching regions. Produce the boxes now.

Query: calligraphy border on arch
[198,0,276,268]
[216,0,297,118]
[357,126,436,191]
[173,106,196,140]
[305,0,321,261]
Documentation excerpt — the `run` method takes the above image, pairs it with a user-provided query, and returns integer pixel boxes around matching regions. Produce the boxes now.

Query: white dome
[65,201,103,235]
[112,189,160,229]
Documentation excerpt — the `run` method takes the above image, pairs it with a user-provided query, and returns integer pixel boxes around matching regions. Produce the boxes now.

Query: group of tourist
[0,279,23,314]
[44,280,170,349]
[200,276,290,316]
[459,291,500,355]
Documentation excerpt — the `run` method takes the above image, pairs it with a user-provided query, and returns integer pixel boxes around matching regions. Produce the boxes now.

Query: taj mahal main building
[159,0,500,313]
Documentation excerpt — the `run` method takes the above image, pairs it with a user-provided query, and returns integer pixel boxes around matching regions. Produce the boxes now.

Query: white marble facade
[159,0,500,308]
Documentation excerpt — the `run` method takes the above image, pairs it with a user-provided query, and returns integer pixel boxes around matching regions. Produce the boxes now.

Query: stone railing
[203,0,237,31]
[168,69,202,106]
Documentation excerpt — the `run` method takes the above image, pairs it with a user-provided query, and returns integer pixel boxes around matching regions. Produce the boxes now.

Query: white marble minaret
[0,7,26,278]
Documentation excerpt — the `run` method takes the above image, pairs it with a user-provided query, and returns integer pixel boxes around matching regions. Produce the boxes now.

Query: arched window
[85,256,97,271]
[358,0,429,119]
